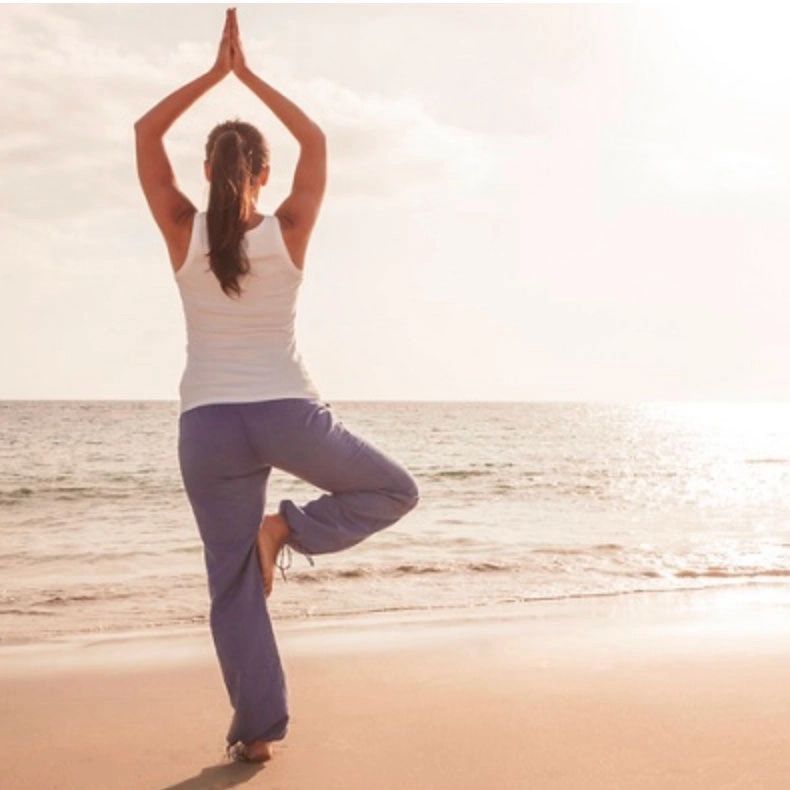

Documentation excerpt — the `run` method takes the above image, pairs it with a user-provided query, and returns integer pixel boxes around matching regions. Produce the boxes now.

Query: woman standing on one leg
[134,9,419,765]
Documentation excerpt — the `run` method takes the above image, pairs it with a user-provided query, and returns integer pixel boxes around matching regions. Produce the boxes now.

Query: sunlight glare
[655,3,790,99]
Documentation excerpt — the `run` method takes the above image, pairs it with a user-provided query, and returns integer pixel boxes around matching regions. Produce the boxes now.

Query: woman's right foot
[256,513,290,598]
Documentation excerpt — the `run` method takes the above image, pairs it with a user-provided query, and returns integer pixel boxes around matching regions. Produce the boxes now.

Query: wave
[30,589,138,607]
[272,549,790,586]
[676,567,790,579]
[0,546,201,566]
[531,543,624,556]
[424,469,497,480]
[0,608,56,617]
[0,481,180,506]
[5,540,789,588]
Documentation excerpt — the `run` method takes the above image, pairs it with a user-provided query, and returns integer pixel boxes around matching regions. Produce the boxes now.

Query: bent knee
[393,471,420,513]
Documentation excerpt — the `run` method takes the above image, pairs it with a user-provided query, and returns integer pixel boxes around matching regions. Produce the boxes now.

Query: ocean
[2,400,790,647]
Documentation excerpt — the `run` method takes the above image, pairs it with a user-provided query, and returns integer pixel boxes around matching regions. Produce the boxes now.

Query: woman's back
[174,210,321,415]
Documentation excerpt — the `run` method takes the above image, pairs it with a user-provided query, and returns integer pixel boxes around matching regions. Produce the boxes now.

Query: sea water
[1,400,789,646]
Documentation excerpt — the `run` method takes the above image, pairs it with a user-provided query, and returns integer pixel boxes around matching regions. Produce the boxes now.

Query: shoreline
[2,581,789,675]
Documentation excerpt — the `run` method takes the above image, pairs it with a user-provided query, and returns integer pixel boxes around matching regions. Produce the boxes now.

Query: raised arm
[229,10,326,267]
[134,10,233,273]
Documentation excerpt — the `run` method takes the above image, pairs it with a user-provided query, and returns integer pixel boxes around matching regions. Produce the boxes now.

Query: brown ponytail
[204,119,269,299]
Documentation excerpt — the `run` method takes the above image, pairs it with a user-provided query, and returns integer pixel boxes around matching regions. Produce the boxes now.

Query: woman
[134,8,420,764]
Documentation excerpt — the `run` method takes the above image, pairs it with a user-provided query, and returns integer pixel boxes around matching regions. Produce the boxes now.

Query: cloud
[0,4,511,226]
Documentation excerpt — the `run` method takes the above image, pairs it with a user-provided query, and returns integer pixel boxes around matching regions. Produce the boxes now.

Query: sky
[1,2,789,402]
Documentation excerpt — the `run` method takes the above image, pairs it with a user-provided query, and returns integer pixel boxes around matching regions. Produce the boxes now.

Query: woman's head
[203,118,271,298]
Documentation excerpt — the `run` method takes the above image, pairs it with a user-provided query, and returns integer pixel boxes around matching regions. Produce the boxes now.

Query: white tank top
[173,210,322,415]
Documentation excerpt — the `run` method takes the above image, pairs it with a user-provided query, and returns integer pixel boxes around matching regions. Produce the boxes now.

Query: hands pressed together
[212,7,248,80]
[203,6,323,148]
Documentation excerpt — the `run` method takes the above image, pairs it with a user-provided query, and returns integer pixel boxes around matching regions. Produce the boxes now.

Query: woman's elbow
[133,120,149,139]
[305,122,325,145]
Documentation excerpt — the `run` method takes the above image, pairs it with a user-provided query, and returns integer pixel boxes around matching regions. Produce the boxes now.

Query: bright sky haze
[2,3,788,401]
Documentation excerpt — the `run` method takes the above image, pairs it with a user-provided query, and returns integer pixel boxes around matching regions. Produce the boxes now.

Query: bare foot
[226,738,274,763]
[256,513,290,598]
[244,739,274,762]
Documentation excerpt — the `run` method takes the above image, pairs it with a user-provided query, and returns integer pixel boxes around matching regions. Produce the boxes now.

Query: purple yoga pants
[177,397,420,746]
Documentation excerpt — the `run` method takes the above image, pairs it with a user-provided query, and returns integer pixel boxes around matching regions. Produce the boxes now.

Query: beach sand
[2,585,790,789]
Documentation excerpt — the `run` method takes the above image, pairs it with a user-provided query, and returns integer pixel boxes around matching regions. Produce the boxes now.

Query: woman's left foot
[226,739,274,763]
[256,514,289,598]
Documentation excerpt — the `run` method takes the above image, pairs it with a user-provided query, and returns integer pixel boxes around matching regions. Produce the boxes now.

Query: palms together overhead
[229,9,248,75]
[213,8,248,79]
